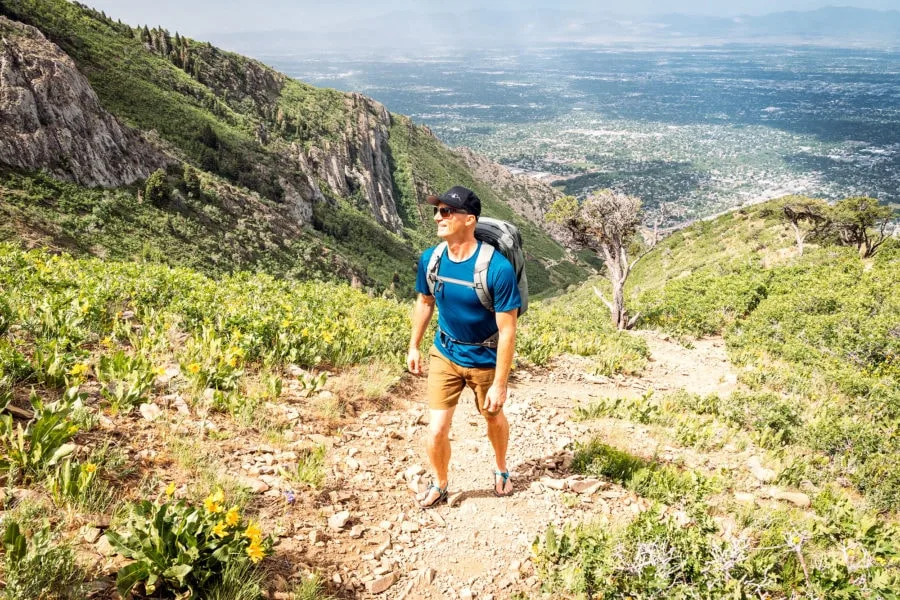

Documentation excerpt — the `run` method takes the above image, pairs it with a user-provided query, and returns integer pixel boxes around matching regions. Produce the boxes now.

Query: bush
[106,490,273,597]
[2,521,86,600]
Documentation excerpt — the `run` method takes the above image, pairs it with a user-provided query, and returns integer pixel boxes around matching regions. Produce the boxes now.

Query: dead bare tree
[548,191,657,330]
[779,196,829,256]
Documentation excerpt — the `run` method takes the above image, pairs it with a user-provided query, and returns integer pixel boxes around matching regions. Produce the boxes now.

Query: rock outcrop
[454,147,571,245]
[0,17,169,186]
[301,93,403,233]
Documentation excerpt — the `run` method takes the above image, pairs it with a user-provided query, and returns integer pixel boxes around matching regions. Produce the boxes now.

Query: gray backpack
[425,217,529,318]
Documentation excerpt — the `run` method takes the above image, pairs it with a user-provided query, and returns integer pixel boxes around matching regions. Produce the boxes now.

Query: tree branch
[592,286,614,313]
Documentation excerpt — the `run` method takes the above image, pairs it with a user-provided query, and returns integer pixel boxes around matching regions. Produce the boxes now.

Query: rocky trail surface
[255,333,744,599]
[71,332,810,599]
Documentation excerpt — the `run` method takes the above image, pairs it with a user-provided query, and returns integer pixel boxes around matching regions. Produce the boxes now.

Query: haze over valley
[270,44,900,223]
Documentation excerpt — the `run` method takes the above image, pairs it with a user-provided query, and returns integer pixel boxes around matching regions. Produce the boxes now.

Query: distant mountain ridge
[209,6,900,54]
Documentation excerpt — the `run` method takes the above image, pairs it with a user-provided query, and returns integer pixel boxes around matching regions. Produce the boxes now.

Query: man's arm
[407,293,436,375]
[484,309,518,413]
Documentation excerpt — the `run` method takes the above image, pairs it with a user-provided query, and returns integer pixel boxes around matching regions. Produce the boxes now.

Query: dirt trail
[274,332,741,599]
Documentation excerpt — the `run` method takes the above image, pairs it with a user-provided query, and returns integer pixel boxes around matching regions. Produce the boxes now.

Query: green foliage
[518,285,649,373]
[638,266,771,336]
[828,196,895,257]
[2,521,86,600]
[97,349,155,411]
[574,390,661,424]
[144,168,170,207]
[105,491,272,598]
[0,388,82,483]
[280,444,327,489]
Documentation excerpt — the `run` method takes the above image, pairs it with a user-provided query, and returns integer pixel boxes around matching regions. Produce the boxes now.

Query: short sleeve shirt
[416,241,521,368]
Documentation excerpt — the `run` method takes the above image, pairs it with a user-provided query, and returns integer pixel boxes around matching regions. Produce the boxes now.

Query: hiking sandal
[419,483,448,509]
[493,470,513,497]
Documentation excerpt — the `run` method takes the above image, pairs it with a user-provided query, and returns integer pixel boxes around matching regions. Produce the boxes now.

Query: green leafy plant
[97,349,155,412]
[2,521,86,600]
[0,388,82,483]
[105,490,272,598]
[280,444,327,489]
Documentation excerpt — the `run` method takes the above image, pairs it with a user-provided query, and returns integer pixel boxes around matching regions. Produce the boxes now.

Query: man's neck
[445,237,478,262]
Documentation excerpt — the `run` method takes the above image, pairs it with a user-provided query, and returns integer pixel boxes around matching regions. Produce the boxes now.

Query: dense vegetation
[533,198,900,598]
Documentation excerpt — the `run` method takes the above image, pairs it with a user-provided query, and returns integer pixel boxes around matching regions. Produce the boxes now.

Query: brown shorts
[426,346,497,414]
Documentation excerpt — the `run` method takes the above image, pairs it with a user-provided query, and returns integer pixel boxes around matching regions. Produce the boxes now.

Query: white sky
[82,1,900,37]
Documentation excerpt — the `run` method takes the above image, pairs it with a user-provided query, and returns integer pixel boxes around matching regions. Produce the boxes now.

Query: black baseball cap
[426,186,481,218]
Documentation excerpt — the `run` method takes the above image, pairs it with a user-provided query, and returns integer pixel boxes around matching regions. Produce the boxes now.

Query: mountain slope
[0,0,587,296]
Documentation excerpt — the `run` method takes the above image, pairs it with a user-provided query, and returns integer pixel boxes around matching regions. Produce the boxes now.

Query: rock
[734,492,756,504]
[401,521,420,533]
[171,395,190,415]
[328,511,352,530]
[405,465,426,480]
[349,525,365,538]
[447,492,463,507]
[366,572,397,594]
[82,526,102,544]
[772,490,811,508]
[345,457,360,471]
[750,465,776,483]
[95,535,116,556]
[459,588,474,600]
[569,479,603,494]
[237,476,270,494]
[310,529,327,543]
[139,403,162,422]
[540,477,567,491]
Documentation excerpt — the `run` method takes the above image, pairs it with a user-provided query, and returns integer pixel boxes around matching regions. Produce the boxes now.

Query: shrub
[106,490,273,598]
[2,521,86,600]
[0,388,82,483]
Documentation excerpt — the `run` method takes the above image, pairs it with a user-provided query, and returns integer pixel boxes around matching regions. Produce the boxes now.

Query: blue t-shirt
[416,241,521,368]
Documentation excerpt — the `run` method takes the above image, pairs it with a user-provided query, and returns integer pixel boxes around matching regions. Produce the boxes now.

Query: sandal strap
[494,470,510,482]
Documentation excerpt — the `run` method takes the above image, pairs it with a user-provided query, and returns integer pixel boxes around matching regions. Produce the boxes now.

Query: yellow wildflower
[83,463,97,474]
[225,506,241,527]
[68,363,90,377]
[165,482,176,497]
[153,366,167,377]
[212,521,228,538]
[243,521,262,542]
[204,492,223,514]
[187,363,201,374]
[246,540,265,563]
[212,488,225,504]
[101,336,113,347]
[67,425,79,435]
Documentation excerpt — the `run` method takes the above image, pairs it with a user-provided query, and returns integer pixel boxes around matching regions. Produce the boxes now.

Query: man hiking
[407,185,521,508]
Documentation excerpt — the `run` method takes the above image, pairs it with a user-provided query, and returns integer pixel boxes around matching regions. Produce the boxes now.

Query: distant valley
[266,45,900,224]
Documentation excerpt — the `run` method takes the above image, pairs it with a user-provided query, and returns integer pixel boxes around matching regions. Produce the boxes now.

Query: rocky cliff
[454,146,571,245]
[0,17,169,186]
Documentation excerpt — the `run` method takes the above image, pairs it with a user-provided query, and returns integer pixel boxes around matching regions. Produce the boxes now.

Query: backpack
[425,217,529,317]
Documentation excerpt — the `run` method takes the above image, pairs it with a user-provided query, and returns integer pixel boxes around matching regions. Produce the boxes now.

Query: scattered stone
[429,511,446,527]
[236,476,270,494]
[328,511,352,530]
[569,479,603,494]
[349,525,365,538]
[734,492,756,504]
[95,535,116,556]
[401,521,420,533]
[139,403,162,422]
[405,465,426,480]
[310,529,327,543]
[459,588,474,600]
[366,572,397,594]
[772,490,811,508]
[540,477,567,491]
[447,492,463,508]
[82,526,102,544]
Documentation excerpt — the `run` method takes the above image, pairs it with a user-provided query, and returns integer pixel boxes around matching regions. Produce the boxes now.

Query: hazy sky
[83,1,900,37]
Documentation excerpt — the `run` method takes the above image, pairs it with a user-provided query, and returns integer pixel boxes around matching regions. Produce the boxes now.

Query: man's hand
[483,383,507,413]
[407,347,423,375]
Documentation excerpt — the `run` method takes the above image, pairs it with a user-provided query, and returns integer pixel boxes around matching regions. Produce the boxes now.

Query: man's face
[434,202,472,240]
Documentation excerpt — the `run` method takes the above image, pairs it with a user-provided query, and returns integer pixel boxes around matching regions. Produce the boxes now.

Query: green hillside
[0,0,587,296]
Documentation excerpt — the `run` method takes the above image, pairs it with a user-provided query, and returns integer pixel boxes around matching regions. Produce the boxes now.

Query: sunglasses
[433,206,468,218]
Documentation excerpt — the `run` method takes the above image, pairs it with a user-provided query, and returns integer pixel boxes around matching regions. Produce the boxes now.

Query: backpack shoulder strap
[473,242,494,312]
[425,243,447,296]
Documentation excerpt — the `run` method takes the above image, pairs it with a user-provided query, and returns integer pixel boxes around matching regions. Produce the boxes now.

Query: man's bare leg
[485,410,512,495]
[420,406,456,506]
